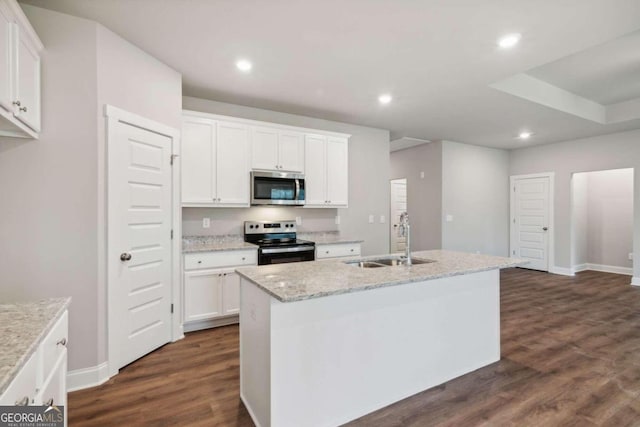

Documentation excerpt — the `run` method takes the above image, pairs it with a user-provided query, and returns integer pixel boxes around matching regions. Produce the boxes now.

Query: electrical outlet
[380,215,386,224]
[420,171,425,179]
[202,218,210,228]
[445,214,453,222]
[335,215,341,225]
[296,216,302,225]
[629,253,634,260]
[368,214,374,224]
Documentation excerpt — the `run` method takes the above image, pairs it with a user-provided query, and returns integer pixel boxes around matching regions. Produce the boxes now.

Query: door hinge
[171,303,174,314]
[513,218,516,224]
[170,154,179,165]
[171,229,174,239]
[513,186,516,192]
[512,250,516,255]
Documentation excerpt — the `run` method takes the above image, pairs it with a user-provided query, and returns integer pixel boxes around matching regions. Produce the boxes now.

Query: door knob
[542,227,548,231]
[120,252,132,261]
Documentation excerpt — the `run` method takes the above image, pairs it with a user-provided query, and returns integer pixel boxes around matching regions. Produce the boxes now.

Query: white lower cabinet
[183,249,256,331]
[316,242,362,259]
[0,309,68,426]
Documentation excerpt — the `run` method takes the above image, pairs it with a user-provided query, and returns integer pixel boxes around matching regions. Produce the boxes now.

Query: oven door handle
[261,246,315,254]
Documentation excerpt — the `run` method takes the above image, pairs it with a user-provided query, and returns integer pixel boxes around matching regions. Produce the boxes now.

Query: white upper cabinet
[304,134,349,208]
[0,0,42,139]
[251,127,304,173]
[181,113,250,207]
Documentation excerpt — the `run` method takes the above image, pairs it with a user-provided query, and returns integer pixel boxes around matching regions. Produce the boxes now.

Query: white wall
[0,5,182,372]
[441,141,510,256]
[182,96,391,256]
[390,142,442,251]
[586,169,633,269]
[510,128,640,279]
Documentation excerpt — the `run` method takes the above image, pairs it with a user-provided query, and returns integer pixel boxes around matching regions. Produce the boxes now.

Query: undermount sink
[345,257,436,268]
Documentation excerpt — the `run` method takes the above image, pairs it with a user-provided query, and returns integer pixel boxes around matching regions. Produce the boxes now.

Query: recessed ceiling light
[498,33,521,49]
[518,131,532,140]
[378,94,392,105]
[236,59,252,72]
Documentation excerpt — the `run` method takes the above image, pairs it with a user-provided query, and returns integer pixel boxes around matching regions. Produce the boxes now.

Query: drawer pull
[15,396,29,406]
[241,257,246,261]
[326,251,329,254]
[56,338,67,347]
[45,398,54,407]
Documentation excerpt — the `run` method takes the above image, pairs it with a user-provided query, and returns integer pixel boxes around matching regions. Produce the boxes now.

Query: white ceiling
[20,0,640,150]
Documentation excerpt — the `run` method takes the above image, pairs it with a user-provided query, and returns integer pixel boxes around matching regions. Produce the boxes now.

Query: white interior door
[512,176,550,271]
[108,115,173,373]
[390,179,407,252]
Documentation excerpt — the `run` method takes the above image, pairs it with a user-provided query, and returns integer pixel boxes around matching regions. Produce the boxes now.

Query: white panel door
[181,117,215,204]
[222,271,241,315]
[390,179,407,252]
[216,121,250,205]
[14,27,40,131]
[326,137,348,206]
[184,270,223,322]
[0,6,13,112]
[251,126,279,171]
[109,119,173,371]
[278,131,304,172]
[304,134,327,207]
[514,177,549,271]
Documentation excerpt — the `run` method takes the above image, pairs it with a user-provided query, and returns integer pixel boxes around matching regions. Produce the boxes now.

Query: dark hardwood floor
[69,268,640,426]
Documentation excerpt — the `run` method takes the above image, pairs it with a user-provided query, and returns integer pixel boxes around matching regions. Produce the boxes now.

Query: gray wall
[586,169,633,269]
[182,96,391,256]
[571,172,588,267]
[0,5,182,372]
[390,142,442,251]
[510,128,640,278]
[0,6,99,370]
[441,141,510,256]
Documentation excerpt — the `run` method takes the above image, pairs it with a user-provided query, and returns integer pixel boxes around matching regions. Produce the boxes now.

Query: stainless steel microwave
[251,171,305,206]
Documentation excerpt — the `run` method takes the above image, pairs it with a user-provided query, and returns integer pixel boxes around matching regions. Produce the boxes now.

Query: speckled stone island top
[236,250,526,303]
[0,297,71,396]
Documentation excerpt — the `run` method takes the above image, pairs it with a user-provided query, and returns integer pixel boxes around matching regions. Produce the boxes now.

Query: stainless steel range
[244,220,315,265]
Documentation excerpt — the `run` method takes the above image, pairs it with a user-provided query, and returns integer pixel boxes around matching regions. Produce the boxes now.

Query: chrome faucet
[398,212,411,266]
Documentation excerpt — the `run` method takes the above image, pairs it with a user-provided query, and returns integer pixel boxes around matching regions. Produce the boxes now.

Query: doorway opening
[390,178,407,253]
[571,168,634,276]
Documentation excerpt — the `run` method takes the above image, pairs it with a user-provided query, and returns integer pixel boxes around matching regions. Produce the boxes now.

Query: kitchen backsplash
[182,207,339,236]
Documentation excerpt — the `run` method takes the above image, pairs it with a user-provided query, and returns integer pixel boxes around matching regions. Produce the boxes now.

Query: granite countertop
[0,297,71,396]
[236,250,526,303]
[298,231,363,245]
[183,235,258,253]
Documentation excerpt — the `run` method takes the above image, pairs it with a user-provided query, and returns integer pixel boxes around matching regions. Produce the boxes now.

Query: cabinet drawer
[41,311,68,381]
[0,351,37,406]
[184,249,257,270]
[316,243,361,259]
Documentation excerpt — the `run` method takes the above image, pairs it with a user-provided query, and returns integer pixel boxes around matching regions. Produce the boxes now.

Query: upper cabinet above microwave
[251,127,304,173]
[181,110,350,208]
[0,0,42,139]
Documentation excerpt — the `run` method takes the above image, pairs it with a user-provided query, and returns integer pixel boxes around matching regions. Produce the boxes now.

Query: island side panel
[269,269,500,427]
[240,278,272,427]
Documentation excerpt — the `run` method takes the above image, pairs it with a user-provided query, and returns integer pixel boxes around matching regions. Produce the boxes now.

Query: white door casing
[390,178,407,253]
[106,106,180,377]
[510,173,554,272]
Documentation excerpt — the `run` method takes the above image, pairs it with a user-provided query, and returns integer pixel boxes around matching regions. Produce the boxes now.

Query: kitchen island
[236,250,523,427]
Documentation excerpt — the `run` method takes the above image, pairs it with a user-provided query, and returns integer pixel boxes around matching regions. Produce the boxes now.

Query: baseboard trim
[67,362,110,392]
[572,264,588,274]
[584,263,632,276]
[184,315,239,333]
[549,266,574,276]
[631,276,640,287]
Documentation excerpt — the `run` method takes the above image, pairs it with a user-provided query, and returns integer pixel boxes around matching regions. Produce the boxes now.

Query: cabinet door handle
[15,396,29,406]
[56,338,67,347]
[241,257,246,260]
[12,100,20,107]
[19,106,27,112]
[45,398,54,407]
[120,253,132,261]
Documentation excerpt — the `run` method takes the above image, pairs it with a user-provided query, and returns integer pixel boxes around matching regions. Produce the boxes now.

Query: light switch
[368,214,374,224]
[380,215,386,223]
[420,171,425,179]
[296,216,302,225]
[202,218,210,228]
[445,214,453,222]
[335,215,341,225]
